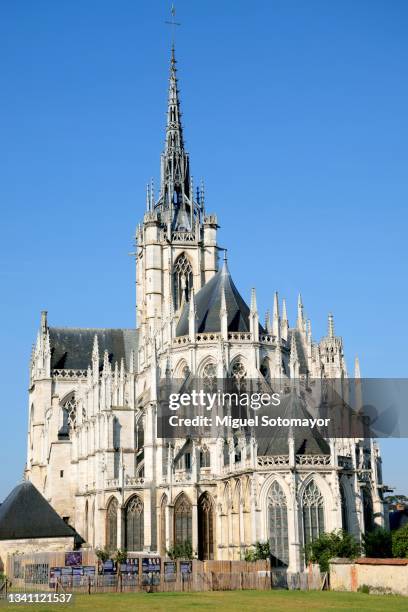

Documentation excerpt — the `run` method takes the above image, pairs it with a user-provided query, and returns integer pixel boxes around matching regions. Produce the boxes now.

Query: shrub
[363,528,392,558]
[392,523,408,558]
[304,530,360,573]
[243,541,270,561]
[113,549,128,565]
[95,547,110,563]
[166,540,194,560]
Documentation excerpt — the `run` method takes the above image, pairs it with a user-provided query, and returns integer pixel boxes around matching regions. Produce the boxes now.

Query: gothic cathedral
[26,46,387,572]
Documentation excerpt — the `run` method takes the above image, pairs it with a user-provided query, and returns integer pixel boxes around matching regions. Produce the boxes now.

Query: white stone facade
[25,47,387,572]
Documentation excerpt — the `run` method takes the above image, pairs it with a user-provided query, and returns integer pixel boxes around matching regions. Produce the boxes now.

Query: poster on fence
[65,551,82,567]
[142,557,161,573]
[142,557,161,586]
[60,566,73,587]
[164,561,177,582]
[83,566,96,577]
[49,567,61,588]
[180,561,192,575]
[72,567,83,586]
[100,559,117,575]
[120,558,139,574]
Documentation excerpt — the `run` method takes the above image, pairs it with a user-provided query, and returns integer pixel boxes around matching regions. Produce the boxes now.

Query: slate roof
[0,481,76,541]
[257,391,330,456]
[176,261,264,337]
[49,328,139,370]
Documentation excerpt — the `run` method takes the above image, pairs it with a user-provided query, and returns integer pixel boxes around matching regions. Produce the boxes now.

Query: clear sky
[0,0,407,500]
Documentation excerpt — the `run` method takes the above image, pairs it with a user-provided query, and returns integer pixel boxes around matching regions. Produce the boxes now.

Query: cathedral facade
[26,47,387,572]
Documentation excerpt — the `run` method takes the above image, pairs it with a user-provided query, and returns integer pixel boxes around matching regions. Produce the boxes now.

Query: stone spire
[220,286,228,340]
[188,288,196,340]
[289,332,299,378]
[296,293,305,331]
[281,298,288,342]
[328,312,335,338]
[265,310,271,333]
[158,46,195,232]
[354,356,361,379]
[272,292,280,339]
[250,288,259,342]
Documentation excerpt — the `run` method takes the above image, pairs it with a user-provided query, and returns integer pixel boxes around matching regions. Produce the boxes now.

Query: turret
[220,287,228,340]
[281,298,289,342]
[188,288,196,340]
[272,291,280,340]
[250,288,259,342]
[296,293,305,332]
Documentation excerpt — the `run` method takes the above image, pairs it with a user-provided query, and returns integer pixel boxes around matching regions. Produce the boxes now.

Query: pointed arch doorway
[198,492,215,560]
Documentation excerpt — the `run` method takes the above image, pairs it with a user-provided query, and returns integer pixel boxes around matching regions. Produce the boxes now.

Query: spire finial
[250,288,258,314]
[296,292,304,330]
[328,312,335,338]
[165,4,181,49]
[354,356,361,378]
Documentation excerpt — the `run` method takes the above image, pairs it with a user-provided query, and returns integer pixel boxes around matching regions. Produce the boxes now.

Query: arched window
[202,362,217,392]
[135,415,144,451]
[340,483,349,533]
[59,394,77,440]
[113,417,121,478]
[174,494,192,547]
[231,360,247,393]
[362,486,374,532]
[200,446,211,468]
[198,493,214,560]
[260,358,270,381]
[106,497,118,551]
[173,254,193,310]
[84,500,89,543]
[125,496,144,551]
[160,495,168,556]
[302,481,325,545]
[91,499,95,548]
[268,481,289,567]
[231,361,246,380]
[176,360,190,380]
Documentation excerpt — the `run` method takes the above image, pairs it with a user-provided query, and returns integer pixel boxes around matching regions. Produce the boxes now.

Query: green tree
[304,530,360,572]
[363,527,392,558]
[166,540,194,560]
[392,524,408,558]
[113,549,128,572]
[243,541,271,561]
[95,547,110,563]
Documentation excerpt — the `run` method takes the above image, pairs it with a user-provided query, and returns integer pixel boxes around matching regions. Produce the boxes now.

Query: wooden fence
[5,552,321,593]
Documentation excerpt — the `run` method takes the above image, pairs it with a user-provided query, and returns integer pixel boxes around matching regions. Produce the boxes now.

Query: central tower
[135,47,219,339]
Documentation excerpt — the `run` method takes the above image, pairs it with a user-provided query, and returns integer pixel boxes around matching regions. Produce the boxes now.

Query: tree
[392,524,408,558]
[363,528,392,558]
[243,541,271,562]
[113,549,128,572]
[166,540,194,560]
[95,547,111,575]
[95,547,110,563]
[304,530,360,572]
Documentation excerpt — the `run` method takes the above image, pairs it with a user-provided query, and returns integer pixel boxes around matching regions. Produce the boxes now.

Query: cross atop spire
[165,4,181,48]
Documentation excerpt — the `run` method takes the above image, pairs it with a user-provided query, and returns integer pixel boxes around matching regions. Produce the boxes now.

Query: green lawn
[8,590,407,612]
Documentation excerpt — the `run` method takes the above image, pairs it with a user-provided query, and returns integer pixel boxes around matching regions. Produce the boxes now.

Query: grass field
[7,590,407,611]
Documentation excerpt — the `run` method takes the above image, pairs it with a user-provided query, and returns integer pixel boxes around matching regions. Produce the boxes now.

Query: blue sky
[0,0,407,500]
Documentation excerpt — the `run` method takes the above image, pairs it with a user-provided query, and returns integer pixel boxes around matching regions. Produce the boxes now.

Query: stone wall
[0,537,76,573]
[330,558,408,596]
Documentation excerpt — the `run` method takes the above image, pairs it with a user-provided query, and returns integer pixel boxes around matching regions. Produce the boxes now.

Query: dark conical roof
[257,391,331,456]
[0,481,76,541]
[176,260,263,336]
